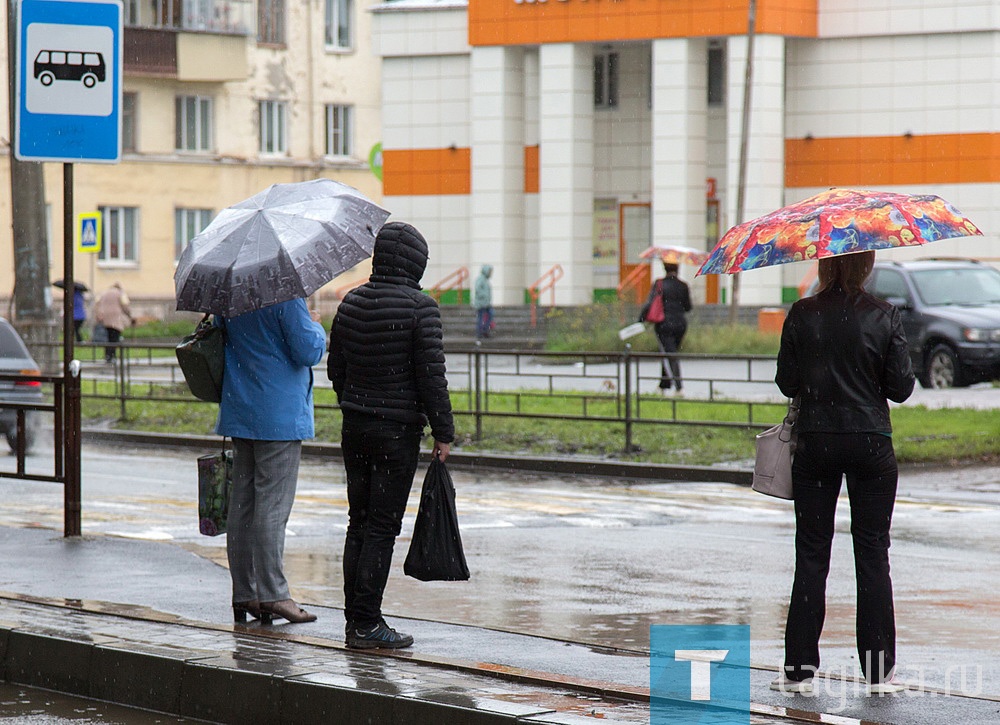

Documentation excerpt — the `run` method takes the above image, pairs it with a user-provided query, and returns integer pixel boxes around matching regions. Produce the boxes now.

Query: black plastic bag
[404,458,470,582]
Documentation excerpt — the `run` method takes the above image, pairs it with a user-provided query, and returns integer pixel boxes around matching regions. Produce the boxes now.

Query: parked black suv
[866,259,1000,388]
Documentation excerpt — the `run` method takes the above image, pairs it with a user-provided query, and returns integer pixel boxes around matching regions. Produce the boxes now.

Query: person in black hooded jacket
[327,221,454,650]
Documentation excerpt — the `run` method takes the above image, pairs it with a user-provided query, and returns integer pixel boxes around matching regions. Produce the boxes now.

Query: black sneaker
[346,621,414,650]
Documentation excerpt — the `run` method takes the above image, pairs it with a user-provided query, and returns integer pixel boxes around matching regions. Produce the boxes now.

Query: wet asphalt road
[1,439,998,701]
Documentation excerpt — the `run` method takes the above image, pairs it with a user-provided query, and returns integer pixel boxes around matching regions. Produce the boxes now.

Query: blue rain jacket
[215,298,327,441]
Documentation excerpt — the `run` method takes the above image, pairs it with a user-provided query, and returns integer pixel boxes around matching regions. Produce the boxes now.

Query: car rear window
[0,323,31,358]
[912,268,1000,306]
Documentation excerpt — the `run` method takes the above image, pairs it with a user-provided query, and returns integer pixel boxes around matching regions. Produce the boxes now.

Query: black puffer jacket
[776,285,914,433]
[327,222,454,443]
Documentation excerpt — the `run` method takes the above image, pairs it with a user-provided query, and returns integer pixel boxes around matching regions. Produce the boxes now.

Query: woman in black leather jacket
[771,251,915,694]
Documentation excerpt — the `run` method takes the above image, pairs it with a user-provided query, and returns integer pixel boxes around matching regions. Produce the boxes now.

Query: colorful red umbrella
[696,188,983,276]
[639,245,709,267]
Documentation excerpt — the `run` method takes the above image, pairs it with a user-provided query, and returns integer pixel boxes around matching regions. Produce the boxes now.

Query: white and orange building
[372,0,1000,306]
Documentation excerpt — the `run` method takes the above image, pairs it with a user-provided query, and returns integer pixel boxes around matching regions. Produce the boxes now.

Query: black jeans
[104,327,122,362]
[341,415,422,629]
[783,432,898,683]
[654,320,686,389]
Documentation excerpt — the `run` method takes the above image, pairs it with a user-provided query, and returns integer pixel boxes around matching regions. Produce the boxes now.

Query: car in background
[0,318,43,453]
[866,259,1000,388]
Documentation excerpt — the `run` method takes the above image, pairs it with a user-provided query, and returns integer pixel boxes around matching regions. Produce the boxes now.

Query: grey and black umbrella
[174,178,390,317]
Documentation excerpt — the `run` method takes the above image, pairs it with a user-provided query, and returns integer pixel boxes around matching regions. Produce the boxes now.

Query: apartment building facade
[0,0,384,318]
[372,0,1000,306]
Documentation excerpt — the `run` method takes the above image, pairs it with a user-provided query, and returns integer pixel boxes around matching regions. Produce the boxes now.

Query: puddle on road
[0,683,190,724]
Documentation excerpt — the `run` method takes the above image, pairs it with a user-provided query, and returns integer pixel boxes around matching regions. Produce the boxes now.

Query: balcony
[124,0,252,81]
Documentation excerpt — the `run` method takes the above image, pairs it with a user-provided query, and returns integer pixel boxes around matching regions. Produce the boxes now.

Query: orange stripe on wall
[786,133,1000,187]
[383,148,472,196]
[469,0,817,47]
[524,145,539,194]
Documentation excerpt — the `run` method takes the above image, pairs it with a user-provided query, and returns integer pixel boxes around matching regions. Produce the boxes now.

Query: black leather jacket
[639,275,692,328]
[776,285,915,433]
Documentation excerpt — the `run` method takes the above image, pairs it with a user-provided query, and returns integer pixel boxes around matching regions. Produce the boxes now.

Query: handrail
[427,266,470,303]
[617,265,648,305]
[528,264,564,327]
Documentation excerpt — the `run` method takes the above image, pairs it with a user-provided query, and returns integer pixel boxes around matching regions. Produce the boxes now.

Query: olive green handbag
[176,313,225,403]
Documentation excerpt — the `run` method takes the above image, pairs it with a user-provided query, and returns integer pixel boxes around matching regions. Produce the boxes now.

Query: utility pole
[6,0,53,362]
[729,0,757,324]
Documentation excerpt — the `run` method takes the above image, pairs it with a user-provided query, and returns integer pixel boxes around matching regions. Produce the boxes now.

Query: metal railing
[528,265,563,327]
[617,265,649,305]
[427,266,470,303]
[0,372,77,534]
[53,341,783,453]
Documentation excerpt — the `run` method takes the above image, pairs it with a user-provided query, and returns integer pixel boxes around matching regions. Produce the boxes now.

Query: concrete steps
[439,304,549,350]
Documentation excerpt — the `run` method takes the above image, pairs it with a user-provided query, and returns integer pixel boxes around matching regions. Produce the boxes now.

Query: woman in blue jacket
[216,298,327,625]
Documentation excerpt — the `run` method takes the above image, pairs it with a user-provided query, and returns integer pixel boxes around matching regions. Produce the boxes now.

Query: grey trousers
[226,438,302,604]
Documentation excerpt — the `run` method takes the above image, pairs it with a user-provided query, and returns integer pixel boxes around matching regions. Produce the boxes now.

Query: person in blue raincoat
[215,297,327,626]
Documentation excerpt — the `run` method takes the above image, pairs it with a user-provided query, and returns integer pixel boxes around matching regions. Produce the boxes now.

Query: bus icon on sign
[34,50,106,88]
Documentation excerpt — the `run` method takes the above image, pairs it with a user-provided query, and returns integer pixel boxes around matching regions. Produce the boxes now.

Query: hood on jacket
[480,264,493,278]
[371,221,428,286]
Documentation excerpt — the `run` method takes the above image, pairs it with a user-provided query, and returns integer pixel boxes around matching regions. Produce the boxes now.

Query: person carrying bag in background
[639,263,692,394]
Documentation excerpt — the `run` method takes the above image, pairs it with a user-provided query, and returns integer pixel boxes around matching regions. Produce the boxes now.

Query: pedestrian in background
[216,298,327,625]
[93,282,133,363]
[638,263,691,393]
[472,264,494,339]
[328,221,455,650]
[72,287,87,342]
[770,251,914,695]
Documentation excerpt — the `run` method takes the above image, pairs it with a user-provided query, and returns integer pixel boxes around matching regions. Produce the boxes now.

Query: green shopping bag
[198,446,233,536]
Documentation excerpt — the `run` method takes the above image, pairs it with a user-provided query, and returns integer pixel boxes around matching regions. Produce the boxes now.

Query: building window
[175,95,213,152]
[259,100,288,155]
[122,92,137,152]
[708,44,725,107]
[594,52,618,109]
[258,0,285,44]
[325,0,352,49]
[324,104,353,157]
[123,0,138,25]
[175,208,214,262]
[98,206,139,264]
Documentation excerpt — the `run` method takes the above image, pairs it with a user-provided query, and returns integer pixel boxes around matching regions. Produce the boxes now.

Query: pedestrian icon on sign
[77,212,102,254]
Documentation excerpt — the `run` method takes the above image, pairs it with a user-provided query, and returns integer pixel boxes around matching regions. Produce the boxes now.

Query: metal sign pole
[63,163,81,536]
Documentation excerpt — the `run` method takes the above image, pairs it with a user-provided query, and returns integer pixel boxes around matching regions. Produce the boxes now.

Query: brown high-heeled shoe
[233,600,262,623]
[259,599,317,624]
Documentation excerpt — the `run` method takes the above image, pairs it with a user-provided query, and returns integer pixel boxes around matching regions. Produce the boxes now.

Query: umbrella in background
[52,279,88,292]
[174,178,390,317]
[697,188,983,276]
[639,244,710,267]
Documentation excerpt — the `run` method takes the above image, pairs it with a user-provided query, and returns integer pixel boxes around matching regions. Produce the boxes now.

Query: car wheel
[39,71,54,86]
[82,74,97,88]
[5,413,39,455]
[925,344,966,389]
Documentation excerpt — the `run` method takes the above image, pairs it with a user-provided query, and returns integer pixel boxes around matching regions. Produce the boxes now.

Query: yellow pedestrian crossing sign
[77,212,101,253]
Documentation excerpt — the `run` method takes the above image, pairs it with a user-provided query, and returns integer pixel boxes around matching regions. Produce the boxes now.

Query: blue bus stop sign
[15,0,123,163]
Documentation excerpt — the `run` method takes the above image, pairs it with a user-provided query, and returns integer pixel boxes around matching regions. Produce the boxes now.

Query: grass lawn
[81,384,1000,467]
